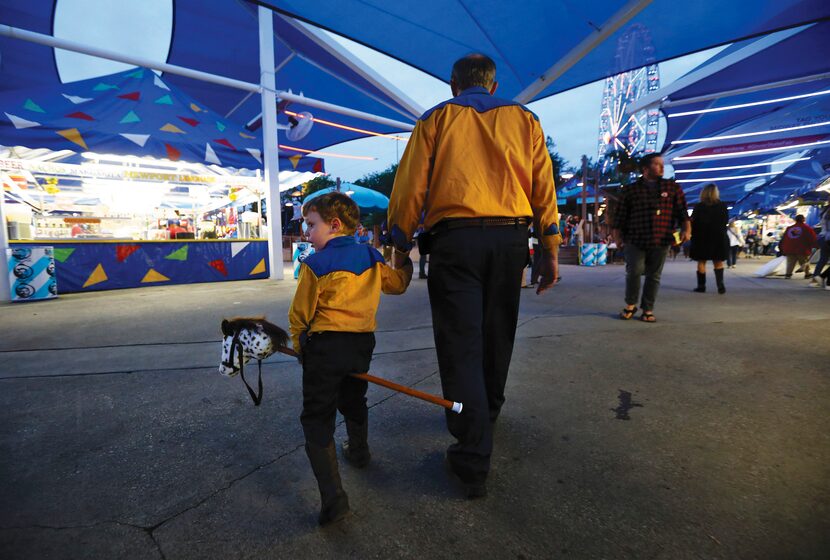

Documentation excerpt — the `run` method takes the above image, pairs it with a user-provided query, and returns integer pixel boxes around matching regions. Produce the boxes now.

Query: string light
[676,171,783,183]
[667,89,830,118]
[278,144,376,161]
[671,121,830,145]
[672,139,830,161]
[673,157,810,173]
[285,111,408,141]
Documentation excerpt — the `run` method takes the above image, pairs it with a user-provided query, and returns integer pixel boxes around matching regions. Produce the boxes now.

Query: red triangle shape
[117,91,141,101]
[213,138,236,151]
[178,116,200,127]
[116,244,140,263]
[209,259,228,277]
[313,159,323,173]
[66,111,94,121]
[165,143,181,161]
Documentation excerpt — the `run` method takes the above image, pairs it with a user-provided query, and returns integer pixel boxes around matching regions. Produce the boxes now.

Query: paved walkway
[1,257,828,559]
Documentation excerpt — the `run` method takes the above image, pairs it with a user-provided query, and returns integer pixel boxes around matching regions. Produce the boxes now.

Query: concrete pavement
[1,257,828,559]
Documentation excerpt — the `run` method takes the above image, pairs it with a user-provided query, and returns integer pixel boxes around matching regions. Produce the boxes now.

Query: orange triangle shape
[57,128,88,149]
[249,258,266,275]
[82,263,108,288]
[289,155,301,169]
[141,268,170,283]
[160,123,185,134]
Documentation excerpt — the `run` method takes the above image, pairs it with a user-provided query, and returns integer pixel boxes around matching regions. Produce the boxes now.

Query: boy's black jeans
[300,332,376,447]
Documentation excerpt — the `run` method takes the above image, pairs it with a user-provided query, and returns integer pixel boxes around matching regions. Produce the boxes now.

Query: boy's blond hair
[302,192,361,235]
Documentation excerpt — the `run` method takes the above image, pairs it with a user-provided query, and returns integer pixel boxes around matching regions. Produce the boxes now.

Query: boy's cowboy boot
[305,442,350,526]
[342,419,371,468]
[715,268,726,294]
[694,272,706,292]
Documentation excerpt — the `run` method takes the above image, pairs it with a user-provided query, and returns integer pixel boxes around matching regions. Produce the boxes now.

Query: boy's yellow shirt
[288,235,412,352]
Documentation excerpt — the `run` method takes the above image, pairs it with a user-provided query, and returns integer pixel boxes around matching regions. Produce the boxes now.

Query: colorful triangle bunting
[82,264,108,288]
[249,258,266,276]
[190,103,203,113]
[215,121,226,132]
[164,245,188,261]
[209,259,228,277]
[24,99,45,113]
[62,94,93,104]
[93,83,119,91]
[120,133,150,147]
[52,247,75,263]
[246,148,262,164]
[5,112,41,129]
[57,128,88,149]
[231,242,249,258]
[116,244,140,263]
[160,123,185,134]
[66,111,94,121]
[125,68,145,79]
[118,91,141,101]
[214,138,236,150]
[155,95,173,105]
[141,269,170,283]
[165,144,181,161]
[120,110,141,124]
[154,76,170,90]
[178,116,199,127]
[205,143,221,165]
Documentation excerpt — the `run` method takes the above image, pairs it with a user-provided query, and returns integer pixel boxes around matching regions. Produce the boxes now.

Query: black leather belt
[430,217,530,233]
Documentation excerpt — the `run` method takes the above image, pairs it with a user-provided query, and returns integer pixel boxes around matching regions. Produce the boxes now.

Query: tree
[302,175,335,196]
[546,137,569,186]
[354,163,398,198]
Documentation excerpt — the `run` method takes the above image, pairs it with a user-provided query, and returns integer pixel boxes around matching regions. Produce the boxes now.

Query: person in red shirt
[779,214,818,279]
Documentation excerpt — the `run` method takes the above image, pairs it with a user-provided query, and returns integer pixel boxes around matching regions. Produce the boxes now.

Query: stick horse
[219,317,462,413]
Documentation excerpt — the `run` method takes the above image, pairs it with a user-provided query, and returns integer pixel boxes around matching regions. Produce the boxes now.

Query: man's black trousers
[427,225,528,486]
[300,332,375,448]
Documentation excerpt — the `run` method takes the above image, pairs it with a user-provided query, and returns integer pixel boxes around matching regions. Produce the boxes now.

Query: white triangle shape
[5,112,41,129]
[154,75,170,90]
[62,93,93,104]
[120,133,150,147]
[231,242,250,258]
[246,148,262,164]
[205,143,222,165]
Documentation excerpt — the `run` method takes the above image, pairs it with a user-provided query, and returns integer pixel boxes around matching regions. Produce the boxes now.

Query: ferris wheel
[597,24,661,168]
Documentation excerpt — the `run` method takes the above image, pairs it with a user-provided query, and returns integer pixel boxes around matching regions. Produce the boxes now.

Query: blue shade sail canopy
[255,0,830,101]
[0,68,324,172]
[303,183,389,214]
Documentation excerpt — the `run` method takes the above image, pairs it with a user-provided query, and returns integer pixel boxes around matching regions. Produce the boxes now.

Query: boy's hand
[393,249,411,269]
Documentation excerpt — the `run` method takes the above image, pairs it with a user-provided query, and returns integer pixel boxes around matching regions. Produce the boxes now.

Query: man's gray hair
[451,54,496,91]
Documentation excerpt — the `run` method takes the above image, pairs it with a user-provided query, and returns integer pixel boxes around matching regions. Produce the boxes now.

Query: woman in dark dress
[690,183,729,293]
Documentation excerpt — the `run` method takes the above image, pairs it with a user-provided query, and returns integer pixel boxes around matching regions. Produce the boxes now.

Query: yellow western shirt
[288,235,412,352]
[388,86,562,252]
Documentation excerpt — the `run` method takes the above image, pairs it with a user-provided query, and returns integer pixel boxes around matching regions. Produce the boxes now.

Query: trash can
[7,246,58,301]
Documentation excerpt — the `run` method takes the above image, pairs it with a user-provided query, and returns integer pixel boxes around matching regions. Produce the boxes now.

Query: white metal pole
[0,176,11,301]
[513,0,653,104]
[0,24,414,131]
[259,6,283,280]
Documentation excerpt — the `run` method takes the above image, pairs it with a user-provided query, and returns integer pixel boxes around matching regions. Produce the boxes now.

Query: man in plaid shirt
[611,154,690,322]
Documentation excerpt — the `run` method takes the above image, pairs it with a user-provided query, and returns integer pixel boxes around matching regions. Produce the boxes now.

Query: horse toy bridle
[221,328,266,406]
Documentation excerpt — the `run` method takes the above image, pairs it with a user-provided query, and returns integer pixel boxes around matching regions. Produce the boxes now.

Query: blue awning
[0,0,419,153]
[255,0,830,101]
[0,68,325,172]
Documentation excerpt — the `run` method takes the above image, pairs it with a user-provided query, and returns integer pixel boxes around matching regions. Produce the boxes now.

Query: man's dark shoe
[342,420,371,468]
[444,454,487,499]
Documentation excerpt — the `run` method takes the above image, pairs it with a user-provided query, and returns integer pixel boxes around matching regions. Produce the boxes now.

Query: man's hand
[536,252,559,295]
[680,225,691,243]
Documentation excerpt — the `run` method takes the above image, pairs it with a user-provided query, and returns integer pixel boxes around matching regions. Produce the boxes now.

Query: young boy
[289,192,412,526]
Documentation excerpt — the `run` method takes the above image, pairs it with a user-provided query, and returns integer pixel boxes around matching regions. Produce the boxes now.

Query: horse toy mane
[219,317,291,406]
